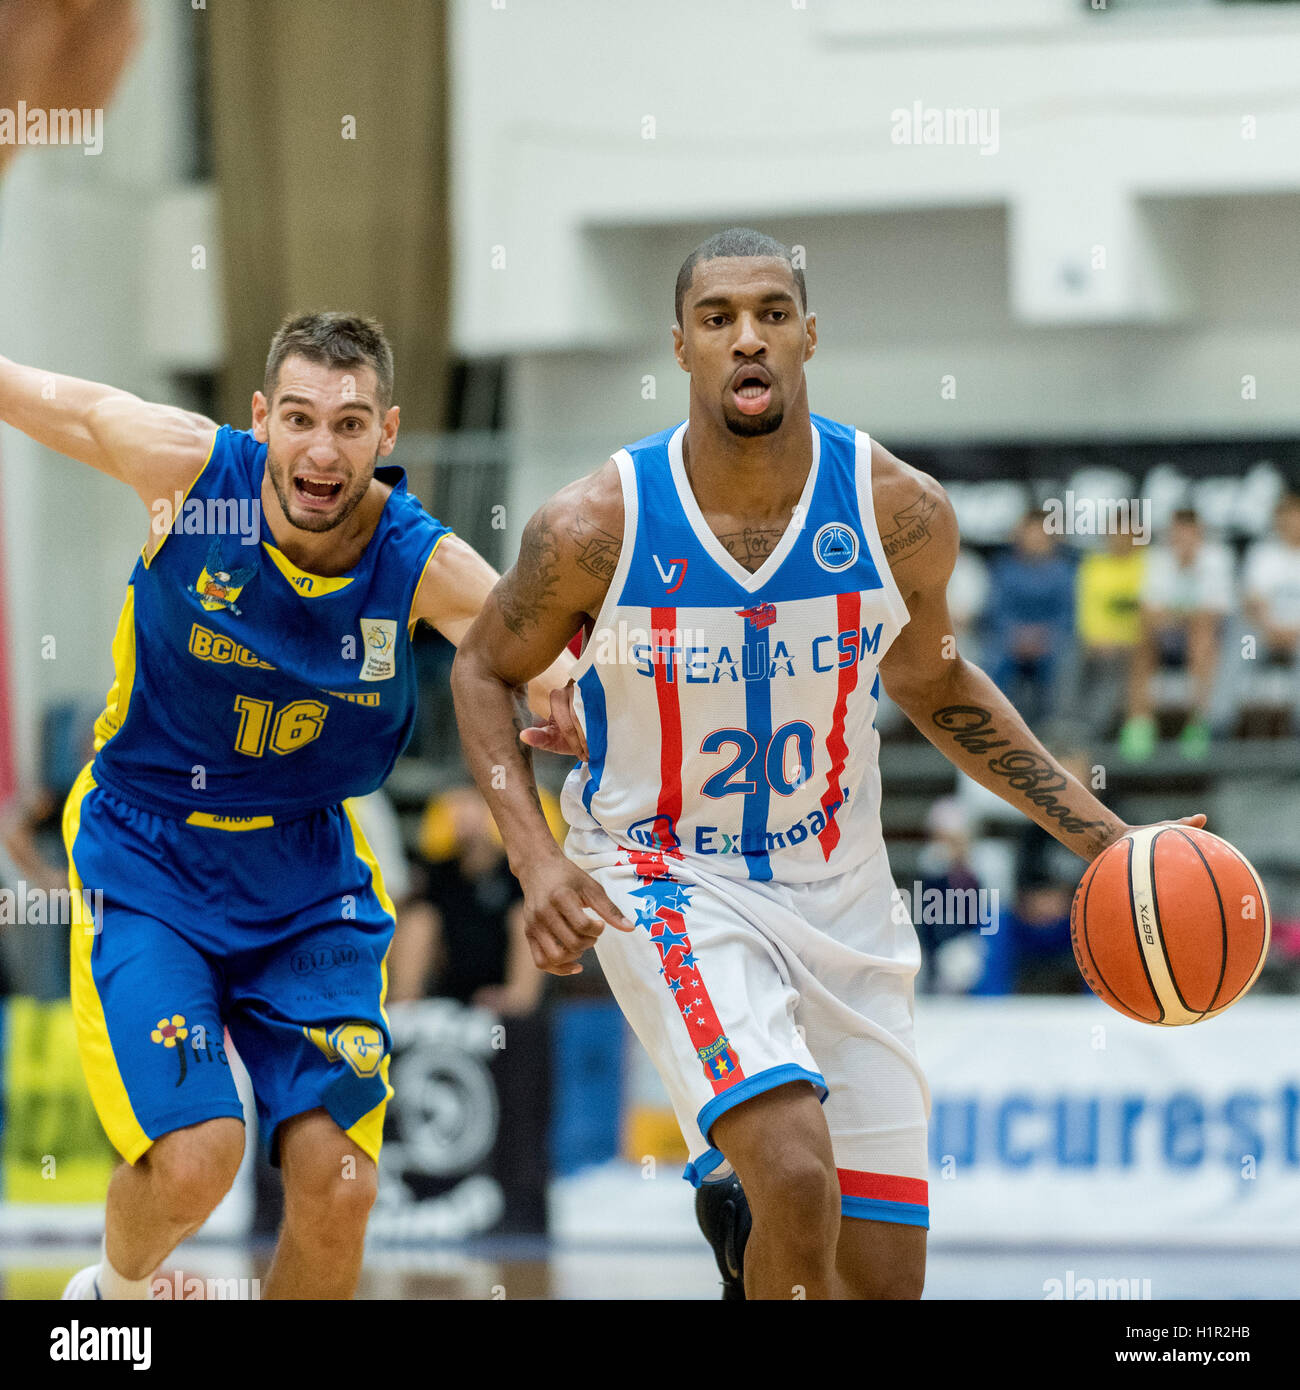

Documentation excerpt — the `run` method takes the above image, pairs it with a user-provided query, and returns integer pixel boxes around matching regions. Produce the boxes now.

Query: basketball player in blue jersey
[453,229,1206,1301]
[0,312,576,1299]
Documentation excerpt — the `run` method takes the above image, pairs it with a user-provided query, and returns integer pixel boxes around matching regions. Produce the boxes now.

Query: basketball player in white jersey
[452,228,1204,1300]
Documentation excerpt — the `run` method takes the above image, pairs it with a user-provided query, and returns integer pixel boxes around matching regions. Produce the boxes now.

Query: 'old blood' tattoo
[932,706,1108,843]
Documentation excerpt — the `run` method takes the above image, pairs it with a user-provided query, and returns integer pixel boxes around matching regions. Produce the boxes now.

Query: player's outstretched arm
[410,530,576,719]
[0,353,215,508]
[871,442,1203,861]
[450,464,633,975]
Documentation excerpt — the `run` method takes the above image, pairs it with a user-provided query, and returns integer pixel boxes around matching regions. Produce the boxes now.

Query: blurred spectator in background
[1073,524,1145,740]
[387,782,568,1235]
[915,797,987,995]
[974,876,1083,997]
[389,783,563,1012]
[1239,492,1300,737]
[987,511,1076,726]
[1121,508,1234,761]
[0,783,71,1000]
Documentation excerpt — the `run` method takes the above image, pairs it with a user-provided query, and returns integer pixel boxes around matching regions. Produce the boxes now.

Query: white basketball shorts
[566,824,931,1228]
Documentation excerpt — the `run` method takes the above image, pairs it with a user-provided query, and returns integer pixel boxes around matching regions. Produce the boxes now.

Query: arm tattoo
[882,491,938,564]
[509,691,546,816]
[715,526,786,573]
[568,509,621,582]
[932,706,1108,841]
[497,512,562,639]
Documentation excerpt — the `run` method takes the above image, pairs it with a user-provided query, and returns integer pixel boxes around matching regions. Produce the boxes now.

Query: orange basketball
[1070,826,1271,1025]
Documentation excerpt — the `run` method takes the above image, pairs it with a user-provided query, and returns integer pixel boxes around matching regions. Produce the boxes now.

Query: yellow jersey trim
[62,762,153,1165]
[407,529,452,638]
[142,427,220,570]
[262,542,355,597]
[93,586,137,752]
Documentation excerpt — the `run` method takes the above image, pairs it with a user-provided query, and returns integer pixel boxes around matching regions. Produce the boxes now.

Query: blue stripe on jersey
[578,667,608,814]
[741,632,773,881]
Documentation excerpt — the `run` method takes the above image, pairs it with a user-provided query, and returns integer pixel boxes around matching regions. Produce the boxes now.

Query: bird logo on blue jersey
[189,539,257,616]
[813,522,859,572]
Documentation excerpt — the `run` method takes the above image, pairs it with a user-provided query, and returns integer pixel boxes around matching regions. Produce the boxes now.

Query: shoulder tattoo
[881,490,938,565]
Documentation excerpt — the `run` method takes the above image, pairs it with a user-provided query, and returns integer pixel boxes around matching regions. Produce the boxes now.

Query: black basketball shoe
[694,1172,752,1301]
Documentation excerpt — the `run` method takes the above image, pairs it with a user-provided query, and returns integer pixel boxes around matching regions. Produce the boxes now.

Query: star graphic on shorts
[653,922,689,958]
[682,1004,693,1017]
[656,881,692,913]
[679,951,698,971]
[635,904,661,931]
[667,976,684,995]
[629,879,688,915]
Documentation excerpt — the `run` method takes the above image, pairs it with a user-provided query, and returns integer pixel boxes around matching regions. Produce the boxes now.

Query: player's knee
[146,1118,244,1223]
[745,1145,840,1236]
[285,1154,377,1236]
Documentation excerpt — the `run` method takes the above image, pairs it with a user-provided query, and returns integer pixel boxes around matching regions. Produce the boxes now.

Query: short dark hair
[264,311,395,408]
[675,228,807,325]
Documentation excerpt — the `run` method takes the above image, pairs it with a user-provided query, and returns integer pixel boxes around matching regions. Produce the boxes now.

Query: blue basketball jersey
[561,413,911,884]
[91,425,450,820]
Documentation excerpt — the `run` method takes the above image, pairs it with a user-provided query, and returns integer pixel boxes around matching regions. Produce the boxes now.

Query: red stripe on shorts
[837,1168,929,1206]
[653,903,745,1097]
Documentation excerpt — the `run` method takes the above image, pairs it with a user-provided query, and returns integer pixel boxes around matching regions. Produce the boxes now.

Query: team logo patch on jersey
[737,601,777,632]
[813,522,859,572]
[189,540,256,615]
[359,618,398,681]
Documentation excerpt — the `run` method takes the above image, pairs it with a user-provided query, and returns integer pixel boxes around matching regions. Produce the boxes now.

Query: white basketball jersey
[561,414,911,884]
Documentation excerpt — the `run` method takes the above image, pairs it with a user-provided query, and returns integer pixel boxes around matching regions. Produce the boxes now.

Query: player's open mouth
[293,475,345,505]
[731,367,772,416]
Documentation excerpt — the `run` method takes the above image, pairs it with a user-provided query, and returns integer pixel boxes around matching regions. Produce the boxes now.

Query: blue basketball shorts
[61,764,395,1166]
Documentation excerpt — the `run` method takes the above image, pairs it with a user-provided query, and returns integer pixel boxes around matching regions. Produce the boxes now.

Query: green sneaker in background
[1119,715,1156,762]
[1179,718,1211,760]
